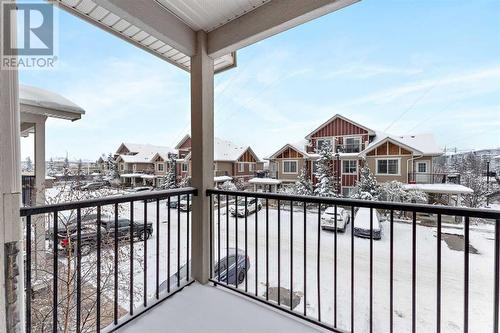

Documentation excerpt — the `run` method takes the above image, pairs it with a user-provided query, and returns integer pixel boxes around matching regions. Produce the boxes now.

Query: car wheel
[139,231,152,241]
[237,270,246,284]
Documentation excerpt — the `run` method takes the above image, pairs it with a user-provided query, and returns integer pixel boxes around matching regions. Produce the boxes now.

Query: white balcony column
[33,119,47,278]
[0,1,23,330]
[190,30,214,284]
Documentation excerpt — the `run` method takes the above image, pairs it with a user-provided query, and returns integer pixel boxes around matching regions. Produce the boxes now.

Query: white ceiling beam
[207,0,360,58]
[93,0,196,56]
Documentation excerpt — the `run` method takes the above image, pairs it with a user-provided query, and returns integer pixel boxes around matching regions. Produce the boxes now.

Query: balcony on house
[408,172,461,184]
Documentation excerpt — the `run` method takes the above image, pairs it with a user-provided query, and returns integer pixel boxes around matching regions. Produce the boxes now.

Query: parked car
[353,207,381,240]
[128,186,153,192]
[159,248,250,293]
[58,218,153,256]
[179,197,192,212]
[228,198,262,217]
[167,194,189,209]
[159,249,250,292]
[214,248,250,285]
[80,182,106,191]
[321,207,350,232]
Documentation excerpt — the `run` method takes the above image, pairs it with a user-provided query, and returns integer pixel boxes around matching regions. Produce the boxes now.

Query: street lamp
[335,144,342,195]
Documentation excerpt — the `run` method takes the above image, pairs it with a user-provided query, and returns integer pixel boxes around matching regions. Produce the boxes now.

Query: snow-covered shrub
[404,189,428,204]
[220,181,237,191]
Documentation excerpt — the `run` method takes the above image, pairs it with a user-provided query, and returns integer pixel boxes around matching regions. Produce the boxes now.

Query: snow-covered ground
[94,201,498,333]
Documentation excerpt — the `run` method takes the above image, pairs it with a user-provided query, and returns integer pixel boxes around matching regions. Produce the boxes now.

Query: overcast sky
[20,0,500,161]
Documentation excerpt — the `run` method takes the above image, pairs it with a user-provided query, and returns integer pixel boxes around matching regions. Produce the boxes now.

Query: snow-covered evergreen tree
[47,157,56,176]
[161,156,177,189]
[179,176,191,188]
[351,165,379,200]
[314,141,338,197]
[106,153,119,179]
[63,156,70,177]
[25,156,33,172]
[295,167,313,196]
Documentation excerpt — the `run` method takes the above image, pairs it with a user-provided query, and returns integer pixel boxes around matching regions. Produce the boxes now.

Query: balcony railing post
[0,11,23,332]
[190,30,214,284]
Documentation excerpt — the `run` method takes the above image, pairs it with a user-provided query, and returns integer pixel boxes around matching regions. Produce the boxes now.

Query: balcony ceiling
[155,0,271,32]
[52,0,237,73]
[51,0,358,73]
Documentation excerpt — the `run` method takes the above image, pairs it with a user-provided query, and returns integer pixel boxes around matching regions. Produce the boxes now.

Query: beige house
[175,135,264,183]
[114,143,176,187]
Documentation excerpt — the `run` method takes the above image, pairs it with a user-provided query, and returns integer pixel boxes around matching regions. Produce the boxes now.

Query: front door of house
[415,161,430,183]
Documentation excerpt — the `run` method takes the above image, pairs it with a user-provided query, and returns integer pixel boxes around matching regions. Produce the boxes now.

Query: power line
[384,79,442,132]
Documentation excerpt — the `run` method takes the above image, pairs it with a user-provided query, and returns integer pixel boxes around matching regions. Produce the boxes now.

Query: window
[120,164,124,171]
[283,160,298,174]
[342,187,355,198]
[417,162,427,173]
[344,137,361,153]
[249,163,254,172]
[377,159,400,175]
[157,163,164,172]
[342,160,357,174]
[132,164,137,172]
[237,163,245,172]
[181,163,188,172]
[316,138,332,151]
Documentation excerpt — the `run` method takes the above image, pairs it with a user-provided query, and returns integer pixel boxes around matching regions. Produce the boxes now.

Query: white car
[353,207,381,240]
[321,207,350,232]
[179,198,191,212]
[229,198,262,217]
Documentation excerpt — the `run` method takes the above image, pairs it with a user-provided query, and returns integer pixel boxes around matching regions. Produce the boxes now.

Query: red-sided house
[267,114,443,196]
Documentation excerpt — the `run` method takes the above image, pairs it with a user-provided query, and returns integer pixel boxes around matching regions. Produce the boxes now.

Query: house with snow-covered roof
[174,135,264,183]
[267,114,445,196]
[112,142,177,187]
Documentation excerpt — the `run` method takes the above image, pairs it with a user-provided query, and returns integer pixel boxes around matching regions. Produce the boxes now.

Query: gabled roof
[267,141,315,160]
[360,132,443,157]
[214,137,247,162]
[115,143,176,164]
[174,134,192,150]
[117,143,175,156]
[305,114,376,139]
[180,137,261,162]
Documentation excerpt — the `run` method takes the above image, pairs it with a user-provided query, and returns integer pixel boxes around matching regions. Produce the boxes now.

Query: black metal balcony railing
[408,172,461,184]
[206,189,500,333]
[21,187,196,333]
[20,187,500,333]
[22,175,36,207]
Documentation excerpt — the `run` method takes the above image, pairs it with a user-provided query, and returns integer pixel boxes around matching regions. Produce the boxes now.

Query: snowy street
[100,200,498,333]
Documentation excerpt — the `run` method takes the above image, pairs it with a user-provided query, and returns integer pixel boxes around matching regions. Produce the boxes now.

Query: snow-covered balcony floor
[115,282,324,333]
